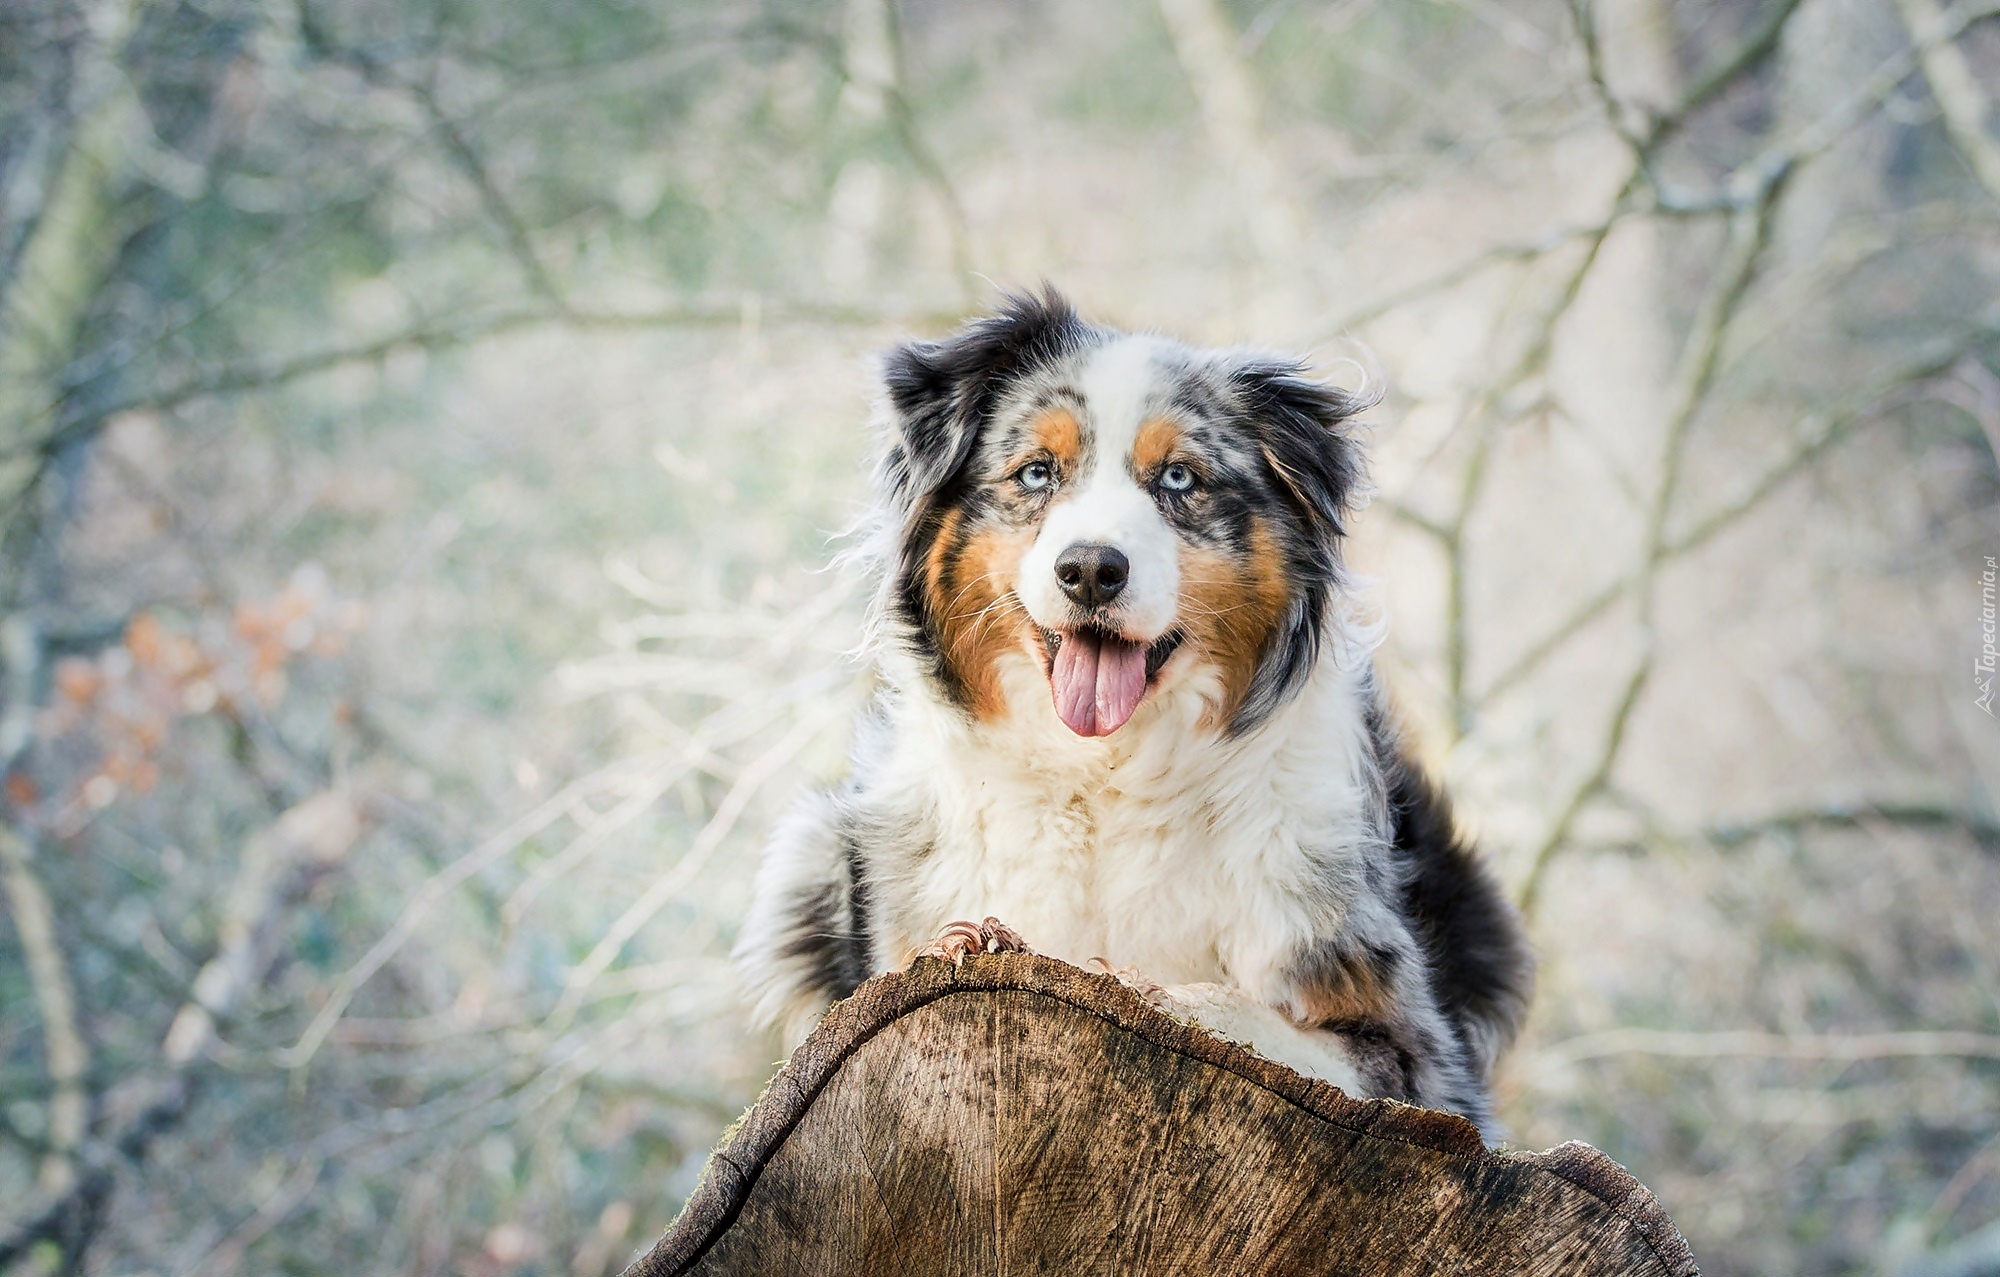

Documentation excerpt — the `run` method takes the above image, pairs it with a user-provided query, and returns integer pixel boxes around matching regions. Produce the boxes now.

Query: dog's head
[876,288,1371,739]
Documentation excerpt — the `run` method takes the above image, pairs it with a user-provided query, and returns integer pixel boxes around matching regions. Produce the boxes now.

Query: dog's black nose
[1055,543,1129,608]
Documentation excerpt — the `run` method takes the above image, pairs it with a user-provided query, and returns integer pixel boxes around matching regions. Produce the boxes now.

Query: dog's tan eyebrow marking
[1133,417,1184,474]
[1026,408,1083,470]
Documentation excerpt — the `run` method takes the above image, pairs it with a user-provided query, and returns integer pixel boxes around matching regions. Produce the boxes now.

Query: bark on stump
[624,952,1698,1276]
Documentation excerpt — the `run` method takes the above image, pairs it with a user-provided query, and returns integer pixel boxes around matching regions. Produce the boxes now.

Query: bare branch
[407,79,574,314]
[1517,171,1787,911]
[0,1075,190,1273]
[0,788,356,1271]
[1437,180,1637,735]
[0,618,88,1197]
[1376,0,1809,743]
[1533,1027,2000,1069]
[1516,654,1651,916]
[1644,180,1786,550]
[0,0,144,362]
[547,707,835,1027]
[1474,328,1997,710]
[1898,1219,2000,1277]
[1926,1128,2000,1244]
[1473,578,1625,714]
[1702,801,2000,847]
[1567,0,1650,149]
[1657,0,1808,140]
[293,3,572,311]
[0,827,90,1198]
[1894,0,2000,207]
[1770,0,2000,179]
[277,760,668,1071]
[173,1154,324,1277]
[1377,497,1454,545]
[0,613,38,781]
[2,295,964,473]
[1317,217,1618,336]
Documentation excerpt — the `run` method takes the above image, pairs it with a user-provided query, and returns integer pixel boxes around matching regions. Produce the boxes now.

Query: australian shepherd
[734,288,1533,1139]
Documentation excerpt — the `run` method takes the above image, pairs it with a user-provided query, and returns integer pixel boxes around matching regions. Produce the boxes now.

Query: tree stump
[624,952,1698,1276]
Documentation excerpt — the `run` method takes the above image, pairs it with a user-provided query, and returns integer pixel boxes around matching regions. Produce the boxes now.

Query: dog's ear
[879,338,977,504]
[880,287,1089,507]
[1230,360,1374,539]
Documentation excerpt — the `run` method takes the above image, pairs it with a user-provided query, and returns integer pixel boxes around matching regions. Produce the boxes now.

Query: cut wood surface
[624,952,1698,1276]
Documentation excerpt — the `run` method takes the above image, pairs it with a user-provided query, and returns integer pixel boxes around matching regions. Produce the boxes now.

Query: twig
[1480,15,1992,760]
[1897,1219,2000,1277]
[1703,801,2000,847]
[1437,180,1636,735]
[1654,0,1807,144]
[1515,655,1652,916]
[1770,0,2000,179]
[1342,117,1805,752]
[1534,1027,2000,1069]
[1474,328,1996,711]
[296,4,571,310]
[1926,1128,2000,1240]
[1377,497,1454,545]
[0,1076,192,1273]
[1568,0,1650,149]
[1316,218,1616,336]
[1517,166,1787,911]
[0,827,90,1198]
[1893,0,2000,206]
[405,78,573,314]
[0,612,39,781]
[172,1154,324,1277]
[277,758,672,1071]
[0,617,89,1197]
[3,295,962,471]
[508,655,853,926]
[546,708,835,1027]
[166,791,359,1068]
[0,788,355,1272]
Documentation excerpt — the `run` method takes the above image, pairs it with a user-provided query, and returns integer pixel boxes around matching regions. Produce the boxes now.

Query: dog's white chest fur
[869,650,1385,1002]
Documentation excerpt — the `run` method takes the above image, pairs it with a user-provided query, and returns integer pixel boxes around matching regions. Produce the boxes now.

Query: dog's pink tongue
[1051,632,1148,737]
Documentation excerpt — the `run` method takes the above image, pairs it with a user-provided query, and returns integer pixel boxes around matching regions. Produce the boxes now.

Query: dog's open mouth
[1039,626,1182,737]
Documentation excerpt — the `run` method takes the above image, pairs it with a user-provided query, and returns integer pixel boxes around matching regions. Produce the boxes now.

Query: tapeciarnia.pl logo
[1980,556,1998,716]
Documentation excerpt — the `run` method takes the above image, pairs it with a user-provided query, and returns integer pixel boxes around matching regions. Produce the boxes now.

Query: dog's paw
[1131,981,1371,1094]
[1142,979,1241,1026]
[1089,956,1167,1004]
[912,916,1032,967]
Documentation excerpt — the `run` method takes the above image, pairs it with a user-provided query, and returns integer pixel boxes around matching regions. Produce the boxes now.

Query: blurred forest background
[1,0,1997,1272]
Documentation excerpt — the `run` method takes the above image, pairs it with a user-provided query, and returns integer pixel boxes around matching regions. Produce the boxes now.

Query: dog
[734,288,1532,1139]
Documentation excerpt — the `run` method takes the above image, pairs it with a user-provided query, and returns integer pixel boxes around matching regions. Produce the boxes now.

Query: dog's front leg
[1092,971,1372,1098]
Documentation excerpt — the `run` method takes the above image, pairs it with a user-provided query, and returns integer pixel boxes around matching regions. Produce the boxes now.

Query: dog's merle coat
[736,289,1532,1138]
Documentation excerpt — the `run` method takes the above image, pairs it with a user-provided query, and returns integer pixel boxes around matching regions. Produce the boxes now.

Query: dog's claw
[923,920,985,967]
[978,916,1028,955]
[915,917,1032,967]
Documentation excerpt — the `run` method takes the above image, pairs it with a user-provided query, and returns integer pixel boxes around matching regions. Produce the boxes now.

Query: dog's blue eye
[1160,463,1197,493]
[1018,461,1054,491]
